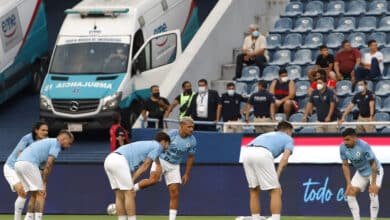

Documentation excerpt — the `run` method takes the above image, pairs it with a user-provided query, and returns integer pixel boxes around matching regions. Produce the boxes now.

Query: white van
[40,0,199,131]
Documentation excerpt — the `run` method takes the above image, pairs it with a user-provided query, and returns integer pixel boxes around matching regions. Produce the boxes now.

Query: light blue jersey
[247,131,294,158]
[340,139,382,177]
[5,133,35,169]
[160,129,197,164]
[115,140,163,172]
[17,138,61,167]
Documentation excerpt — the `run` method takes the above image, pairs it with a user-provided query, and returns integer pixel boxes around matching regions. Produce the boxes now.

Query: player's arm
[277,149,291,179]
[42,156,55,185]
[132,158,153,182]
[137,159,162,190]
[341,160,351,186]
[182,154,195,185]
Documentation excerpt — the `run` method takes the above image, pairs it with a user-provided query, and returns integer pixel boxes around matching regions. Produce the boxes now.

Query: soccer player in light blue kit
[340,128,383,220]
[104,131,171,220]
[243,121,294,220]
[134,117,197,220]
[3,122,48,220]
[14,130,74,220]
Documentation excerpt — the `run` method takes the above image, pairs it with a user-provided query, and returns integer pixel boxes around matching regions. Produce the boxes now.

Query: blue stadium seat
[353,79,374,92]
[303,1,324,16]
[286,65,302,81]
[266,34,282,49]
[348,32,366,48]
[262,65,280,81]
[366,0,387,15]
[303,33,323,49]
[326,33,345,48]
[338,96,352,112]
[375,80,390,96]
[309,114,318,122]
[314,17,335,33]
[336,17,356,32]
[269,50,291,66]
[273,17,293,33]
[376,96,383,112]
[381,126,390,133]
[292,17,313,33]
[275,113,287,121]
[380,96,390,112]
[237,66,260,82]
[336,80,353,96]
[357,16,377,32]
[280,33,302,49]
[300,126,316,133]
[367,32,387,47]
[345,0,366,16]
[295,80,311,97]
[283,2,304,16]
[382,48,390,63]
[375,112,389,130]
[377,16,390,32]
[235,82,249,97]
[297,97,309,113]
[301,64,316,80]
[383,66,390,79]
[324,1,345,16]
[292,49,312,65]
[289,112,304,131]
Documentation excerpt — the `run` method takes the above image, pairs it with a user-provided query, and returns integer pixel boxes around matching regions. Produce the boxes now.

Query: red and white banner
[239,137,390,164]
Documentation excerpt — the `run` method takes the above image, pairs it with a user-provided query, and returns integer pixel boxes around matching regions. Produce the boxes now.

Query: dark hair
[32,121,48,140]
[279,68,288,75]
[319,45,328,50]
[182,81,191,88]
[154,131,171,143]
[150,85,159,91]
[358,80,367,85]
[341,40,350,47]
[257,80,267,89]
[198,78,208,85]
[317,76,327,82]
[226,82,235,88]
[112,112,121,124]
[367,39,376,46]
[276,120,293,131]
[342,128,357,137]
[317,69,327,78]
[58,129,74,140]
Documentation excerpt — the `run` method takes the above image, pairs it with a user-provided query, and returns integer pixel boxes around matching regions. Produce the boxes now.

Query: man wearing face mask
[269,68,297,120]
[234,24,268,80]
[217,82,247,133]
[141,85,170,128]
[187,79,221,131]
[340,80,375,133]
[303,77,339,133]
[164,81,195,120]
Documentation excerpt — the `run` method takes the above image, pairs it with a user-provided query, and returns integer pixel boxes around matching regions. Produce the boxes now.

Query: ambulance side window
[131,30,145,76]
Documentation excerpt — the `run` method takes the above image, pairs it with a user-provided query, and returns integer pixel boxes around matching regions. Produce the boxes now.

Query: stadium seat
[336,80,353,96]
[345,0,366,16]
[375,112,389,130]
[262,65,280,81]
[367,32,387,47]
[336,17,356,32]
[286,65,302,81]
[325,33,345,48]
[282,2,304,16]
[301,64,315,80]
[235,82,249,97]
[237,66,260,82]
[381,126,390,133]
[297,97,309,113]
[375,80,390,96]
[314,17,335,33]
[324,1,345,16]
[380,96,390,112]
[383,66,390,79]
[292,49,312,65]
[338,96,352,112]
[303,1,324,16]
[366,0,387,15]
[268,50,291,66]
[275,113,287,121]
[266,34,282,49]
[280,33,302,49]
[273,17,293,33]
[303,33,323,49]
[376,96,383,112]
[353,79,374,92]
[292,17,313,33]
[289,112,304,131]
[300,126,316,133]
[309,114,318,122]
[377,16,390,32]
[382,48,390,63]
[357,16,377,32]
[348,32,366,48]
[295,80,311,97]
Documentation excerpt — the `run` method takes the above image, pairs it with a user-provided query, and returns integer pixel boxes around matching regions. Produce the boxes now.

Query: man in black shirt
[340,80,375,133]
[307,45,335,82]
[141,85,170,128]
[246,80,276,133]
[303,77,339,133]
[217,82,247,133]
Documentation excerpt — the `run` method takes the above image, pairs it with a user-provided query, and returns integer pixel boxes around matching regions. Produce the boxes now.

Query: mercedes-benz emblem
[70,101,79,112]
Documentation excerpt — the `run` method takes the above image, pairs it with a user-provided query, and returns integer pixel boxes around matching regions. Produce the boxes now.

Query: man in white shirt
[355,40,383,82]
[234,24,268,80]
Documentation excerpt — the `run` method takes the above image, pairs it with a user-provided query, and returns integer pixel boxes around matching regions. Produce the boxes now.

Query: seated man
[335,40,361,84]
[308,45,335,82]
[308,69,336,96]
[355,40,383,82]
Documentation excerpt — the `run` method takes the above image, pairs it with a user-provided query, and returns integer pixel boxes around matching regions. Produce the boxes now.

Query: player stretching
[3,122,48,220]
[104,132,171,220]
[134,117,197,220]
[340,128,383,220]
[14,130,74,220]
[242,121,294,220]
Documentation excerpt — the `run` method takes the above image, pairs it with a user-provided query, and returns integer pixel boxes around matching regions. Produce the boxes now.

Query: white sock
[252,214,261,220]
[118,216,126,220]
[169,209,177,220]
[24,212,34,220]
[134,183,140,192]
[347,196,360,220]
[127,216,136,220]
[14,197,26,220]
[272,214,281,220]
[370,193,379,220]
[34,213,42,220]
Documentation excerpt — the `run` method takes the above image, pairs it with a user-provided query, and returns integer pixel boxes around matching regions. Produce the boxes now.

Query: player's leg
[124,190,136,220]
[163,160,182,220]
[24,196,35,220]
[167,183,180,220]
[249,187,262,220]
[347,171,368,220]
[243,148,262,220]
[33,190,46,220]
[115,190,126,220]
[13,183,27,220]
[369,167,384,220]
[269,188,282,220]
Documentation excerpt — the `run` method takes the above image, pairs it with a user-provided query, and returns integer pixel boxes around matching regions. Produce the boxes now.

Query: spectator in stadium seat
[246,80,276,133]
[303,76,339,133]
[269,68,297,120]
[340,80,376,133]
[187,79,221,131]
[217,82,247,133]
[335,40,361,84]
[141,85,170,129]
[355,40,383,82]
[164,81,195,119]
[308,45,336,82]
[308,69,336,96]
[234,24,267,80]
[110,112,130,152]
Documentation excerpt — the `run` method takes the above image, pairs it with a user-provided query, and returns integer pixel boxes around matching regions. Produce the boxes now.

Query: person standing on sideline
[242,121,294,220]
[3,122,48,220]
[340,128,383,220]
[141,85,170,128]
[14,130,74,220]
[164,81,195,119]
[104,132,171,220]
[110,112,130,152]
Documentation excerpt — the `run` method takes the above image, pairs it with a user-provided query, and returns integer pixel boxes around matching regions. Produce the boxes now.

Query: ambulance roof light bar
[64,8,129,17]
